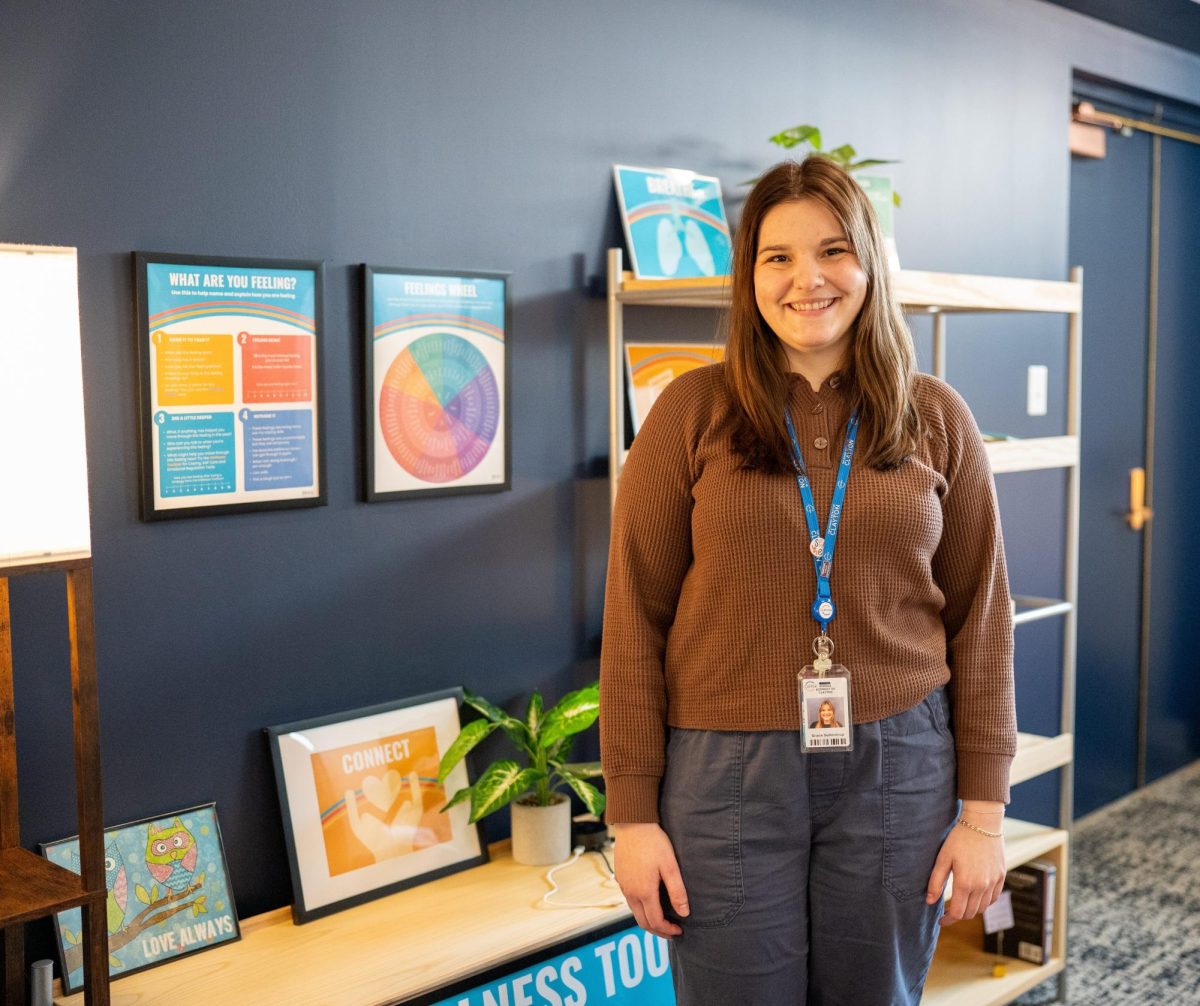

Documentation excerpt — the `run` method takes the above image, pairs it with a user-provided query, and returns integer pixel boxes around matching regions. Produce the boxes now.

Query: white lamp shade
[0,244,92,569]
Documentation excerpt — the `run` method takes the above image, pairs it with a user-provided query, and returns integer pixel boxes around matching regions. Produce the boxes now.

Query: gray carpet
[1013,759,1200,1005]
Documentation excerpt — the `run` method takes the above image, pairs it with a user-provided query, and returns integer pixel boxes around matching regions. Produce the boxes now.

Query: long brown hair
[725,157,920,472]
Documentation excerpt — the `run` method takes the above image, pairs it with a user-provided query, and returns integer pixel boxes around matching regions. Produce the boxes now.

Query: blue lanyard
[784,409,859,633]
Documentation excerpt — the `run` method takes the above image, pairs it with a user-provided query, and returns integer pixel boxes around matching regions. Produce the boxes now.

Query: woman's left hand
[925,822,1006,926]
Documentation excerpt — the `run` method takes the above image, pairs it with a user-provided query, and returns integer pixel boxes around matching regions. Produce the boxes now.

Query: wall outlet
[1027,365,1048,416]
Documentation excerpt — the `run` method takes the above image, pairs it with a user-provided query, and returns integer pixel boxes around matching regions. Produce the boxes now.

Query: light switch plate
[1027,365,1048,417]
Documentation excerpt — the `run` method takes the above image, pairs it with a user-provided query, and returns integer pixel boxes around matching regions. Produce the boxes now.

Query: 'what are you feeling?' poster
[135,252,326,520]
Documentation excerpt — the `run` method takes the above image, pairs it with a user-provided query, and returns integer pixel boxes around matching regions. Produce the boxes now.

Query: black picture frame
[363,265,511,501]
[40,802,241,994]
[265,687,489,924]
[133,251,327,520]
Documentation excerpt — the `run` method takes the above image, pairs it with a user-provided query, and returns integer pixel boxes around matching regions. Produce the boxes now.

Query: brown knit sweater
[600,364,1016,823]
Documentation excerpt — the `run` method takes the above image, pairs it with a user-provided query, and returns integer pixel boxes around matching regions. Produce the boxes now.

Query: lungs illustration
[656,217,683,276]
[684,219,716,276]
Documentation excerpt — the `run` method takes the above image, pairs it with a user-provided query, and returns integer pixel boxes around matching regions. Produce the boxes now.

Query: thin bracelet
[956,817,1003,839]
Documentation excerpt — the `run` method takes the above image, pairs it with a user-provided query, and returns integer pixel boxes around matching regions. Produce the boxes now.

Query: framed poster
[612,165,732,280]
[364,266,510,501]
[266,688,488,923]
[134,251,326,520]
[625,343,724,435]
[41,803,239,995]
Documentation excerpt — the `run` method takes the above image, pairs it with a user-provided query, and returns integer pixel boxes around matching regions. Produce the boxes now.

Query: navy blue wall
[3,0,1200,932]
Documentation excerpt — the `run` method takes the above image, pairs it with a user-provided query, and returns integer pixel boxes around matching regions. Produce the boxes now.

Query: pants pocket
[881,699,957,902]
[659,729,745,928]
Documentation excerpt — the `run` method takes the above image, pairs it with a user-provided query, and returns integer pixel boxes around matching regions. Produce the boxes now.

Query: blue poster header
[146,262,316,324]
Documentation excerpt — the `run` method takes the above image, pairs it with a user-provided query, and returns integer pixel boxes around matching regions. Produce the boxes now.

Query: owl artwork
[105,837,128,934]
[144,817,198,894]
[71,838,129,934]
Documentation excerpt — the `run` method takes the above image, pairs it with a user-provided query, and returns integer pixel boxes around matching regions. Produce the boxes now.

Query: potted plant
[438,682,604,866]
[761,123,902,205]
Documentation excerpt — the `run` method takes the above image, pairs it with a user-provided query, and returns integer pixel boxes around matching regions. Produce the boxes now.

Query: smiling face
[753,197,868,384]
[819,700,836,726]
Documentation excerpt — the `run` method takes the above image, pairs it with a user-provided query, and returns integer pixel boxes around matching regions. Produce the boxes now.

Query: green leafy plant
[759,124,901,206]
[437,683,604,824]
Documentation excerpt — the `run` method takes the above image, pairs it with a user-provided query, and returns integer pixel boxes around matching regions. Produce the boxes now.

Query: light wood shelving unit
[607,249,1082,1005]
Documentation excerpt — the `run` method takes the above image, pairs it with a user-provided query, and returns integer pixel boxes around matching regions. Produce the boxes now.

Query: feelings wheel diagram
[379,332,500,483]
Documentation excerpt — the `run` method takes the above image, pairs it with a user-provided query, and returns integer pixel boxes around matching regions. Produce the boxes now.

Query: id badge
[799,637,853,752]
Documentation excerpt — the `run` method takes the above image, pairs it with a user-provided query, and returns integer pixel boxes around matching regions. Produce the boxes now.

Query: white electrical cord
[541,844,625,909]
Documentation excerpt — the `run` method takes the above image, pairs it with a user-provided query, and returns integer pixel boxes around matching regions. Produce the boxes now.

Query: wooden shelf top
[56,822,1067,1005]
[0,847,100,926]
[57,842,631,1006]
[615,268,1082,314]
[0,551,93,576]
[924,916,1064,1006]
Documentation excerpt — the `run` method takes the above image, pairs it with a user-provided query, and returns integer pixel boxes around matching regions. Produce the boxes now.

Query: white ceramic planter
[510,793,572,865]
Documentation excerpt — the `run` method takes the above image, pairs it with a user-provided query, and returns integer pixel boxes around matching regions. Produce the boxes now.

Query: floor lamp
[0,244,109,1004]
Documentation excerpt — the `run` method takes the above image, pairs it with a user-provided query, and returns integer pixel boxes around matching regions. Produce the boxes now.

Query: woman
[600,156,1015,1005]
[810,699,842,730]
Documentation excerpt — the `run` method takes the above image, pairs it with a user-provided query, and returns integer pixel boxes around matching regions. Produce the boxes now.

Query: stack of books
[983,859,1056,965]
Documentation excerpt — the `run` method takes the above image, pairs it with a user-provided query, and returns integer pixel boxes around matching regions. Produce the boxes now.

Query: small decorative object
[761,125,901,268]
[363,266,511,501]
[134,251,326,520]
[41,804,240,994]
[266,689,487,923]
[625,343,725,434]
[437,683,604,866]
[613,165,733,280]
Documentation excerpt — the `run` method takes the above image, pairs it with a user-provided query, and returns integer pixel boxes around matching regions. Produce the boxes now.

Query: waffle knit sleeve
[599,369,711,823]
[925,379,1017,803]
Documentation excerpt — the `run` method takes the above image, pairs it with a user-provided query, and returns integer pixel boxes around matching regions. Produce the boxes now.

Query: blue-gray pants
[659,689,958,1006]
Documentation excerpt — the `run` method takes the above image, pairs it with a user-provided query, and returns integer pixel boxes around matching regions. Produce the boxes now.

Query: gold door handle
[1127,467,1153,531]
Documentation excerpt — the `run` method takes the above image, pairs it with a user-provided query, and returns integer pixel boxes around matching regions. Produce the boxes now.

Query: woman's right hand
[612,822,690,938]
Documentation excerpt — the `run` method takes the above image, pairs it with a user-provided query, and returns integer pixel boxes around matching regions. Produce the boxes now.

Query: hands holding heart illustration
[344,770,428,862]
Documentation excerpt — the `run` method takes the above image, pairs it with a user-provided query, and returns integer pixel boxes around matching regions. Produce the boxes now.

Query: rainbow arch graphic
[625,202,730,234]
[149,299,315,333]
[374,313,504,343]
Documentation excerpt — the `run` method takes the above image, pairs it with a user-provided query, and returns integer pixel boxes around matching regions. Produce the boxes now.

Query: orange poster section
[239,333,312,402]
[153,332,234,405]
[310,727,451,878]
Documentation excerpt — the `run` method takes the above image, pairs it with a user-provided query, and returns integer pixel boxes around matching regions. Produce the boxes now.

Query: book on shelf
[625,342,724,434]
[983,859,1056,965]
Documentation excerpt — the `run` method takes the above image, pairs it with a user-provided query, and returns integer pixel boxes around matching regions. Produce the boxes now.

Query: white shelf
[619,443,1079,486]
[1000,818,1068,866]
[614,269,1082,315]
[1013,595,1074,626]
[1012,732,1073,786]
[986,435,1079,473]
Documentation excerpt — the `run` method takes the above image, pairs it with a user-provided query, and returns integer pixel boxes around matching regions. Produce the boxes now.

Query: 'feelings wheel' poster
[366,269,509,500]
